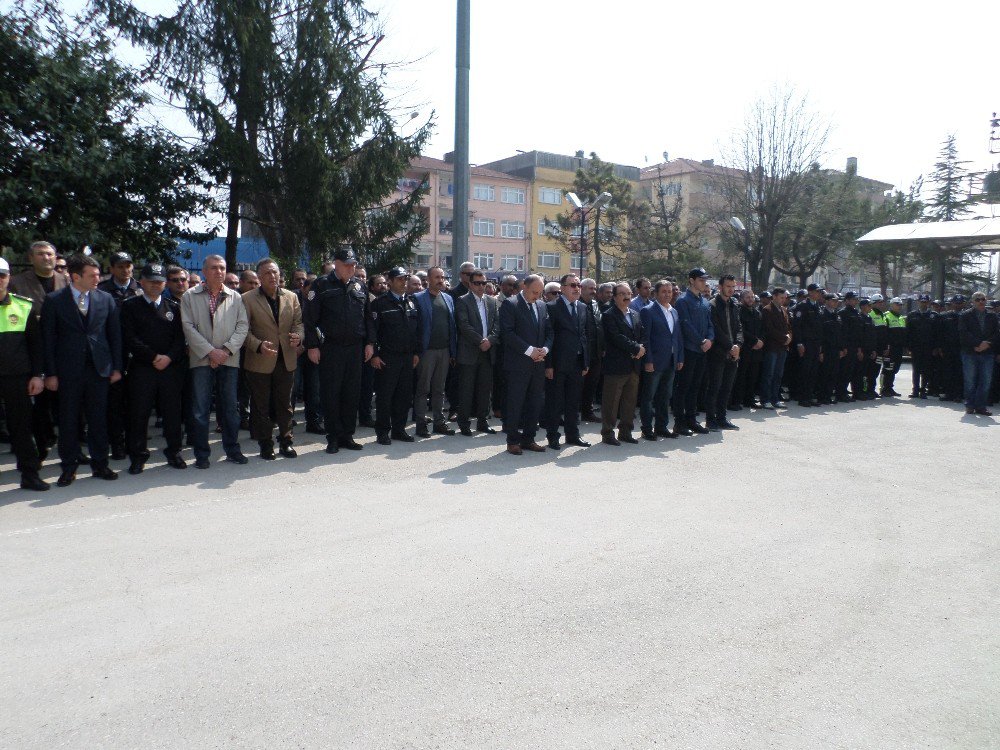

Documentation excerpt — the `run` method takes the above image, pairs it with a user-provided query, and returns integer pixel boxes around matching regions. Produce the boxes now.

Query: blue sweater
[674,288,715,352]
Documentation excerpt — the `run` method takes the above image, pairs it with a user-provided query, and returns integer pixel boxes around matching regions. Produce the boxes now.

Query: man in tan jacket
[242,259,303,459]
[180,254,249,468]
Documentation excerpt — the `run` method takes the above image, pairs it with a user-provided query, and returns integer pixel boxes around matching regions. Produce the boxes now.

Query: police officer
[868,294,889,398]
[369,267,423,445]
[97,251,141,459]
[792,283,823,407]
[837,291,864,401]
[0,258,48,491]
[304,247,374,453]
[906,294,936,398]
[935,296,964,401]
[817,292,843,404]
[881,297,907,397]
[857,298,878,399]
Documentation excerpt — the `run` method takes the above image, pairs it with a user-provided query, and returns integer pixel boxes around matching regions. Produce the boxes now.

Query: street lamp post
[729,216,750,287]
[566,191,612,277]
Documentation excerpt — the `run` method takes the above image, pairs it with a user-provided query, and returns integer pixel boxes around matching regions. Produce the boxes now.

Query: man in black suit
[579,277,603,422]
[498,274,553,455]
[544,273,590,450]
[601,283,645,445]
[959,291,999,415]
[120,264,188,474]
[41,254,123,486]
[454,269,500,436]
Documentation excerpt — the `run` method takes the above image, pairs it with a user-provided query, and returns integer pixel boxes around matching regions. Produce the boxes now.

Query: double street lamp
[566,191,612,277]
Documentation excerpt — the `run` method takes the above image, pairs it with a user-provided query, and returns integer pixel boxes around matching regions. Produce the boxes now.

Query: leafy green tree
[555,153,635,282]
[0,4,213,262]
[625,168,707,280]
[96,0,431,272]
[850,183,924,296]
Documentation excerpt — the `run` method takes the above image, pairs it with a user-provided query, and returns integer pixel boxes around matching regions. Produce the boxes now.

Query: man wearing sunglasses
[543,274,590,449]
[454,269,499,436]
[958,292,999,415]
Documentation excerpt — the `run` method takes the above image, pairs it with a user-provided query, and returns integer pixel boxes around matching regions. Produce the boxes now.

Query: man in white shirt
[638,280,685,440]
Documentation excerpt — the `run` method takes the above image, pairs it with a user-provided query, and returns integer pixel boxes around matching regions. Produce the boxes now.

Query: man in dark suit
[579,277,604,422]
[41,254,123,486]
[499,274,553,455]
[544,273,590,449]
[639,280,684,440]
[120,263,188,474]
[705,275,743,430]
[601,283,645,445]
[959,291,999,415]
[455,269,500,436]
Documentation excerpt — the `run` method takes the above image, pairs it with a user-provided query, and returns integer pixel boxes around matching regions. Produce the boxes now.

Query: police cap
[0,257,9,275]
[688,267,709,279]
[110,251,133,266]
[917,294,930,301]
[385,266,409,281]
[843,291,858,300]
[140,263,166,282]
[806,282,823,292]
[333,247,358,264]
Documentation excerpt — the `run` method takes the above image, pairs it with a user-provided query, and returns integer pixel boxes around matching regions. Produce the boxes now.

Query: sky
[37,0,998,196]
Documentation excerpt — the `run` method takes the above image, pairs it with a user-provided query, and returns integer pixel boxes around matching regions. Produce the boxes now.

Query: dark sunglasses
[470,280,487,286]
[55,265,67,271]
[565,283,581,288]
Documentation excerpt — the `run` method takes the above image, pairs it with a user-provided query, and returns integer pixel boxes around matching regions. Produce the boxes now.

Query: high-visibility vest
[885,311,906,328]
[0,294,32,333]
[869,309,887,327]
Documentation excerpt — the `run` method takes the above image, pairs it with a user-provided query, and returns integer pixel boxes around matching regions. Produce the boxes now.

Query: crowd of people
[1,240,998,492]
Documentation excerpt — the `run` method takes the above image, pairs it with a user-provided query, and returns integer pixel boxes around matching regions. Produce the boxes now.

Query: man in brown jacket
[759,287,793,408]
[242,259,304,460]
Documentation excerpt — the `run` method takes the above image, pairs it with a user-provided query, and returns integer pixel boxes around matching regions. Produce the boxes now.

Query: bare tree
[716,87,830,290]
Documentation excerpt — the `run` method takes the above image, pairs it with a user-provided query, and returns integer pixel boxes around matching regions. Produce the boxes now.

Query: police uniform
[817,296,842,404]
[906,298,937,398]
[935,299,964,401]
[881,302,907,396]
[837,295,864,400]
[868,300,889,398]
[0,259,47,490]
[791,291,822,406]
[303,249,374,451]
[858,302,878,399]
[97,252,141,458]
[370,270,423,442]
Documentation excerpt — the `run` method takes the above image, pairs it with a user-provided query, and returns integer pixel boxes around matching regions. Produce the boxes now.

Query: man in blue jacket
[671,268,715,435]
[41,254,123,486]
[413,266,457,437]
[639,280,684,440]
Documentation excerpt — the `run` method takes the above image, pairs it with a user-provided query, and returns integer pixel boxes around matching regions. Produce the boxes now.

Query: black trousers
[57,366,109,472]
[491,355,507,417]
[732,352,761,405]
[359,360,375,422]
[458,353,494,428]
[881,346,903,392]
[911,347,932,394]
[706,355,739,422]
[797,342,821,402]
[838,352,861,398]
[672,349,707,424]
[107,378,127,450]
[817,349,839,401]
[580,353,602,415]
[545,360,584,441]
[941,349,962,398]
[374,352,415,435]
[31,388,57,452]
[319,342,362,444]
[127,364,184,461]
[0,375,41,475]
[864,355,882,397]
[246,358,295,444]
[503,363,545,445]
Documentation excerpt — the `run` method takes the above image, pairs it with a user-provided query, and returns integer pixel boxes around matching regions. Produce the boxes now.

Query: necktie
[78,292,87,313]
[530,302,537,324]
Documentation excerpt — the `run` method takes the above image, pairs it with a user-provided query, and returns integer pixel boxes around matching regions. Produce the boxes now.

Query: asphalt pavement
[1,366,997,749]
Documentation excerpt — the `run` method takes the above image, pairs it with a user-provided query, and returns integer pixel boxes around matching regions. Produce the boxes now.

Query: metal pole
[452,0,470,267]
[580,208,587,277]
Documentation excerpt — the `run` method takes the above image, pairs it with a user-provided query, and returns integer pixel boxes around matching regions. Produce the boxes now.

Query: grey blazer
[455,292,500,365]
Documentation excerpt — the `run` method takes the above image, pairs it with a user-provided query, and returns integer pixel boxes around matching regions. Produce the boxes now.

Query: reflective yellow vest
[0,294,32,333]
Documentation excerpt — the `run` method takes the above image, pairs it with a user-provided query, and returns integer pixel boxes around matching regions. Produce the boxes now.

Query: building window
[438,219,453,235]
[538,187,562,205]
[601,256,617,273]
[473,184,495,201]
[569,255,583,271]
[473,252,494,270]
[501,220,525,239]
[440,254,452,269]
[501,187,525,204]
[440,181,454,196]
[414,253,432,268]
[472,218,495,237]
[657,181,681,197]
[500,255,524,271]
[537,252,560,269]
[538,218,561,237]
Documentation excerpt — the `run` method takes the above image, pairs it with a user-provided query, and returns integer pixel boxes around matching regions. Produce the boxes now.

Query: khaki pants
[601,372,639,436]
[246,357,294,443]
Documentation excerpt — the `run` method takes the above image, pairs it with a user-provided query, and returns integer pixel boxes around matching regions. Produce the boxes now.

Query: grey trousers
[414,347,450,425]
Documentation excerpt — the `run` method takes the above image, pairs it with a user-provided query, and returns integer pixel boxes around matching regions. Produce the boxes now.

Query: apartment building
[480,151,641,278]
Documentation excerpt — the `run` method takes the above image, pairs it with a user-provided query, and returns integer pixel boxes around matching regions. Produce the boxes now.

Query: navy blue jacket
[41,286,122,379]
[545,296,589,372]
[639,301,684,371]
[674,289,715,352]
[499,293,553,373]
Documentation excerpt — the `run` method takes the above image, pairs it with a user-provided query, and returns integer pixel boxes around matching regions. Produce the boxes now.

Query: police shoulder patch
[795,311,801,318]
[307,290,316,300]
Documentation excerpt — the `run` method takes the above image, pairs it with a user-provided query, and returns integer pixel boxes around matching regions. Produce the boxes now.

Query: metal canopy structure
[855,217,1000,298]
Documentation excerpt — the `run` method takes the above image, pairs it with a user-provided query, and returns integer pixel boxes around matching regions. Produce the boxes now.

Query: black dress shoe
[689,423,709,435]
[259,442,276,460]
[547,438,561,450]
[195,457,211,469]
[657,429,679,439]
[166,455,187,469]
[459,425,474,436]
[279,443,297,458]
[618,432,638,444]
[110,445,127,461]
[976,408,993,416]
[433,423,455,436]
[719,420,740,430]
[476,424,498,434]
[582,411,600,423]
[20,474,49,491]
[92,466,118,480]
[305,423,326,435]
[565,437,591,447]
[641,429,657,441]
[128,461,144,475]
[339,439,363,450]
[376,434,392,446]
[415,427,430,438]
[57,470,76,487]
[672,425,694,437]
[601,434,621,446]
[391,431,415,442]
[706,421,721,432]
[325,444,340,454]
[226,453,249,465]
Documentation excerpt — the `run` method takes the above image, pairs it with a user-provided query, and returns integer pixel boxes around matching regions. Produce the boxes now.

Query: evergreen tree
[850,183,924,297]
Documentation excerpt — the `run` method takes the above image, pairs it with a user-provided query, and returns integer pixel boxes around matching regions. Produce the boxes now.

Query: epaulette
[9,292,34,303]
